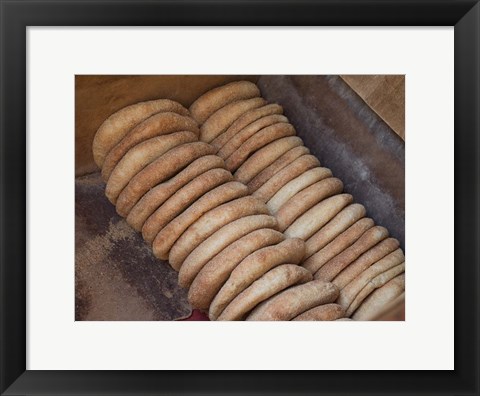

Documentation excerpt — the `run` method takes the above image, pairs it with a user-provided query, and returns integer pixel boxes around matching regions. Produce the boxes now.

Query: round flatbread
[177,214,278,288]
[152,181,248,260]
[212,103,284,150]
[200,97,266,143]
[101,112,199,181]
[337,248,405,312]
[351,275,405,320]
[188,229,285,310]
[105,131,197,204]
[292,303,345,321]
[252,155,320,202]
[217,114,288,159]
[344,262,405,317]
[284,194,353,240]
[141,168,233,243]
[92,99,189,167]
[115,142,214,217]
[246,280,339,321]
[333,237,400,289]
[167,195,269,269]
[218,265,312,321]
[234,136,304,185]
[209,238,306,320]
[126,155,225,231]
[268,172,338,215]
[247,145,310,193]
[302,217,374,274]
[189,81,260,124]
[225,123,296,172]
[274,177,342,232]
[314,226,389,282]
[304,204,366,259]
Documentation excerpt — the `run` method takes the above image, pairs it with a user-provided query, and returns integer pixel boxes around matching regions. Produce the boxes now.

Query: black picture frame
[1,1,478,395]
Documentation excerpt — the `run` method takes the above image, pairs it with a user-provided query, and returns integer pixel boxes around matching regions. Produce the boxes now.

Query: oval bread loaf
[314,226,389,281]
[152,181,248,260]
[209,238,306,320]
[105,131,197,204]
[102,112,199,181]
[234,136,304,185]
[302,217,375,274]
[212,103,284,150]
[292,303,345,321]
[333,237,400,289]
[200,97,266,143]
[247,145,310,193]
[304,204,367,259]
[351,274,405,320]
[92,99,189,167]
[267,170,337,215]
[218,264,312,321]
[177,214,278,288]
[115,142,214,217]
[189,81,260,124]
[141,168,233,243]
[168,195,269,270]
[217,114,289,159]
[188,228,285,310]
[126,155,225,231]
[246,280,339,321]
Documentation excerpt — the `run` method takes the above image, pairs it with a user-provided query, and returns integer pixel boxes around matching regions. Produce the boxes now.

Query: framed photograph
[74,73,406,323]
[1,0,478,395]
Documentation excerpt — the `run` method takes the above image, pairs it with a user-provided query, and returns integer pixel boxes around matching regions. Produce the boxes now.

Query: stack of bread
[91,80,405,321]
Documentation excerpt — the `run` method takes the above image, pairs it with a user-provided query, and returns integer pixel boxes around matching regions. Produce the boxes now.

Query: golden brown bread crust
[274,177,343,232]
[224,122,296,172]
[152,181,249,261]
[126,155,225,231]
[284,194,353,240]
[314,226,389,282]
[105,131,197,204]
[344,262,405,316]
[292,303,345,321]
[141,168,233,243]
[351,274,405,320]
[246,280,339,321]
[209,238,306,320]
[167,195,269,270]
[92,99,189,167]
[253,155,320,202]
[217,114,289,159]
[217,264,312,321]
[101,112,199,181]
[247,145,310,193]
[212,103,284,150]
[333,237,400,289]
[267,170,336,215]
[304,204,366,259]
[177,214,278,288]
[189,81,261,124]
[302,217,375,274]
[200,97,266,143]
[188,229,285,310]
[337,248,405,312]
[115,142,214,217]
[234,136,304,185]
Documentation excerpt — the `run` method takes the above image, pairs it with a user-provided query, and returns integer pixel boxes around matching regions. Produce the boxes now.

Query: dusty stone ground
[75,173,191,321]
